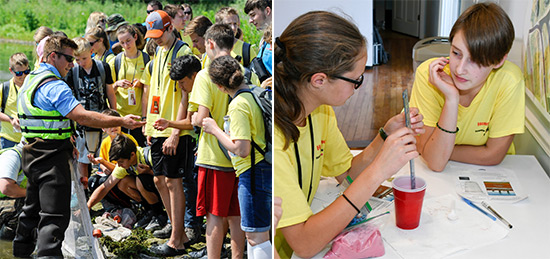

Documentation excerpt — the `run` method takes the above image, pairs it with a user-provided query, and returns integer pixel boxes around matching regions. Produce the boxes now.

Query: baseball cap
[106,14,128,32]
[145,10,172,39]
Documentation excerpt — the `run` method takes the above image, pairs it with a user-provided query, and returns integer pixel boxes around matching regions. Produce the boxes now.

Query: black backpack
[1,81,10,113]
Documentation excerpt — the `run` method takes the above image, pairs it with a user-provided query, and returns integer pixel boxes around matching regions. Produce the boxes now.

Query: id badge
[128,89,136,106]
[150,95,160,114]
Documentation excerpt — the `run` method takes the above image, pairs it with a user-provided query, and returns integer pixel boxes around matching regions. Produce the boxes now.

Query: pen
[482,201,513,229]
[461,197,496,221]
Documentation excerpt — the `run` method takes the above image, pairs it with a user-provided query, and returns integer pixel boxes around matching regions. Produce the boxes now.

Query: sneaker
[148,242,187,257]
[134,211,153,229]
[185,225,201,244]
[153,223,172,239]
[145,214,167,232]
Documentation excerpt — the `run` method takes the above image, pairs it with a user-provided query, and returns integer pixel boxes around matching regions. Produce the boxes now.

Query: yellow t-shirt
[0,79,22,142]
[108,52,148,117]
[145,40,194,138]
[274,105,353,258]
[227,92,266,176]
[410,58,525,153]
[140,60,152,87]
[189,68,233,169]
[99,132,139,163]
[111,146,148,179]
[202,39,258,69]
[94,52,115,64]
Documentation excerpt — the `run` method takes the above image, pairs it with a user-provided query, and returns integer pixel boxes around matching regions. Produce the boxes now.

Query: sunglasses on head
[53,51,75,63]
[332,74,364,89]
[13,69,31,77]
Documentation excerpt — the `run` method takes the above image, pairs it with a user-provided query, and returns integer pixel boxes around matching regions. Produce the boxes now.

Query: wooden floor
[333,30,419,148]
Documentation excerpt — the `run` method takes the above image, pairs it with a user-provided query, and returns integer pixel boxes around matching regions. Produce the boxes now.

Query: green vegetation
[100,228,153,258]
[0,0,261,44]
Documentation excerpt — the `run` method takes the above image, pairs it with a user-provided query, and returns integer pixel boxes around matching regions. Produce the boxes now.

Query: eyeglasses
[332,74,364,89]
[53,51,75,63]
[183,11,192,15]
[12,69,30,77]
[88,39,99,46]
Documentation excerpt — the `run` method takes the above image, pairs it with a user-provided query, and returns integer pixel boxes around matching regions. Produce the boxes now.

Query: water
[0,41,35,82]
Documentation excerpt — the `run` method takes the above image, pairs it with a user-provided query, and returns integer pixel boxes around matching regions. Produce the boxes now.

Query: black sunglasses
[147,10,154,14]
[13,69,31,77]
[54,51,75,63]
[183,11,192,15]
[333,74,364,89]
[88,39,99,46]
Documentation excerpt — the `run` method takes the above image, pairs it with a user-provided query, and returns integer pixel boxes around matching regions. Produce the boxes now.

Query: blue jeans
[183,162,201,228]
[1,137,17,149]
[237,160,272,232]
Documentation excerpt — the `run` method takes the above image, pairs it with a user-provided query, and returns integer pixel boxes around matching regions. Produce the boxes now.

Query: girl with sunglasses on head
[85,27,115,64]
[0,53,29,148]
[274,11,425,258]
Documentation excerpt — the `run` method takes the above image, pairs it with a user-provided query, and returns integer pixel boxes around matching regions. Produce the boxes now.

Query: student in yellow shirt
[0,53,29,148]
[144,10,193,257]
[201,55,272,259]
[188,23,247,259]
[410,3,525,172]
[109,24,150,147]
[274,11,424,258]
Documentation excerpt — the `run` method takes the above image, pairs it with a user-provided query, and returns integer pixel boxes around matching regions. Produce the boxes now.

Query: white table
[380,155,550,259]
[304,155,550,259]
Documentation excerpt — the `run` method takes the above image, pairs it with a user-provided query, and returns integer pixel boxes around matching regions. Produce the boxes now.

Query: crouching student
[87,134,166,230]
[0,142,26,240]
[201,56,272,258]
[87,109,142,211]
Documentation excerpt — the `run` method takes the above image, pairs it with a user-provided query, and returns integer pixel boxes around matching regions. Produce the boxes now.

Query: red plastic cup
[392,176,427,230]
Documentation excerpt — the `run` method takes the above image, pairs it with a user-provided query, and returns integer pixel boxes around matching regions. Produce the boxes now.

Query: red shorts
[196,167,240,217]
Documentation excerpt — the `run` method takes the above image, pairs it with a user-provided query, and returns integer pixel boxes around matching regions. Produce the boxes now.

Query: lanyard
[123,52,139,82]
[157,39,177,91]
[295,115,315,202]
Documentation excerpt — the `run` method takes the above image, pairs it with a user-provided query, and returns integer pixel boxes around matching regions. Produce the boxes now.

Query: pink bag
[324,223,385,259]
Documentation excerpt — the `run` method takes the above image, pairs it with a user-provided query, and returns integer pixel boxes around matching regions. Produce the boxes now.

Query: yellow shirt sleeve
[274,105,352,258]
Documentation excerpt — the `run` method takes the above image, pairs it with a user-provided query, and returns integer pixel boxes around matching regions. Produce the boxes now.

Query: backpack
[155,40,188,68]
[235,41,251,67]
[114,51,151,80]
[248,42,271,83]
[233,86,272,165]
[1,81,10,113]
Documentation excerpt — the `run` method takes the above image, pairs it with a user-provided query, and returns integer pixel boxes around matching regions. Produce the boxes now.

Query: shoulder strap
[148,60,154,75]
[242,41,251,67]
[72,64,80,96]
[141,51,150,67]
[1,81,10,113]
[95,59,106,89]
[171,40,186,64]
[114,52,124,81]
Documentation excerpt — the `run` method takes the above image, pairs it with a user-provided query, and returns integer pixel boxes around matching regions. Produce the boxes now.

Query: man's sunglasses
[333,74,364,89]
[53,51,75,63]
[12,69,31,77]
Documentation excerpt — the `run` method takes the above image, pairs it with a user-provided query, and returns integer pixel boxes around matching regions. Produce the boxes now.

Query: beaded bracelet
[436,122,459,134]
[341,193,361,214]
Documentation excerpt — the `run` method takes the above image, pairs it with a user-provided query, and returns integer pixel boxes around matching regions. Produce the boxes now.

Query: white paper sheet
[382,194,509,259]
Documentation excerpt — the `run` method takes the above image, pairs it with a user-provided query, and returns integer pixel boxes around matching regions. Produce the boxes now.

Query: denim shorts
[237,160,272,232]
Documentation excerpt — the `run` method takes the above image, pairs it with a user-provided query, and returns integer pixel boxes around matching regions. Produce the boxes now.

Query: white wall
[274,0,374,67]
